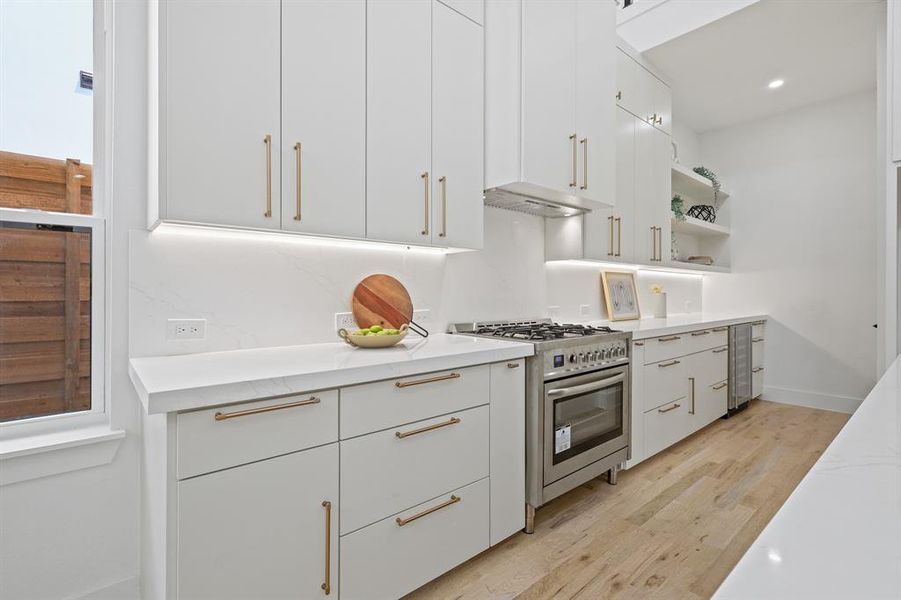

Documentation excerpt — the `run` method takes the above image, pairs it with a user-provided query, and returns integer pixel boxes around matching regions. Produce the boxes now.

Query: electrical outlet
[580,304,591,317]
[335,312,357,331]
[412,309,431,323]
[167,318,206,340]
[548,305,561,319]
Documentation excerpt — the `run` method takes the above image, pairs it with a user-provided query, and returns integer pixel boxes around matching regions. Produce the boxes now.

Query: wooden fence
[0,151,93,421]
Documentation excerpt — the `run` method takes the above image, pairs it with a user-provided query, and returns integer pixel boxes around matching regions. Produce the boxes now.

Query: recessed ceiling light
[768,79,785,89]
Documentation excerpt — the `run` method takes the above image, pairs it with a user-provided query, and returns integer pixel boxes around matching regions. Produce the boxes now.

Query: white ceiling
[642,0,882,134]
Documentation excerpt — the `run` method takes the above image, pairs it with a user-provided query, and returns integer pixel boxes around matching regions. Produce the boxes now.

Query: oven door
[543,365,629,485]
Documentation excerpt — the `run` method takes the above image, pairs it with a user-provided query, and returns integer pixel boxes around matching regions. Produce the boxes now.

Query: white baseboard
[74,576,140,600]
[762,385,862,414]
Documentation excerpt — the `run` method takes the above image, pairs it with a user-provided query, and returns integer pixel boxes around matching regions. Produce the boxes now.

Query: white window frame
[0,0,113,440]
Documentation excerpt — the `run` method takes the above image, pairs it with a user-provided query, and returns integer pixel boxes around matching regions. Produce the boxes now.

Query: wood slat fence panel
[0,151,93,421]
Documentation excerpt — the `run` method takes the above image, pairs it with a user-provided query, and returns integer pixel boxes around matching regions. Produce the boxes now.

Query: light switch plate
[167,319,206,340]
[335,312,357,331]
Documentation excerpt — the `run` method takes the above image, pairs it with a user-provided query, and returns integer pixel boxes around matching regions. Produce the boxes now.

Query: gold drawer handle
[713,382,728,391]
[691,331,710,336]
[658,335,681,342]
[396,417,460,439]
[421,172,430,235]
[507,362,520,369]
[395,372,460,388]
[293,142,302,221]
[713,347,728,354]
[214,396,320,421]
[321,500,332,595]
[658,360,681,368]
[658,403,681,413]
[396,495,460,527]
[263,134,273,218]
[752,337,764,342]
[752,367,765,373]
[712,327,728,332]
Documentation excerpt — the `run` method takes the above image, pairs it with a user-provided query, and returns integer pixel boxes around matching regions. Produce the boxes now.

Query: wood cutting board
[351,274,414,330]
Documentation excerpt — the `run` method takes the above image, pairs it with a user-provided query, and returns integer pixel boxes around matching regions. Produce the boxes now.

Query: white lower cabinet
[340,478,490,600]
[644,398,692,458]
[158,358,526,600]
[177,443,338,600]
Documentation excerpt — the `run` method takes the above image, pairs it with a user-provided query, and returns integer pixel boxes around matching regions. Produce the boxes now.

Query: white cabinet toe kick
[141,359,526,600]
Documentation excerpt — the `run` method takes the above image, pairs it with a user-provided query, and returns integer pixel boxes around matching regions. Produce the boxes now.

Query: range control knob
[569,354,576,364]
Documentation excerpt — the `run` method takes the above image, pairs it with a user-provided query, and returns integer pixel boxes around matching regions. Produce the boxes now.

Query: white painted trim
[0,425,124,486]
[71,575,140,600]
[762,386,862,415]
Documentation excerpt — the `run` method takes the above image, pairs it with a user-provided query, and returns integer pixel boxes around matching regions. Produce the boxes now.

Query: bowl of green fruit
[338,323,409,348]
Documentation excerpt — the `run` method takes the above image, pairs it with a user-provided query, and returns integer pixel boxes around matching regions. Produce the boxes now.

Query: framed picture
[601,271,640,321]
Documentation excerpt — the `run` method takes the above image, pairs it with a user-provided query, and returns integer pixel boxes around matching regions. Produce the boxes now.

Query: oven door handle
[547,373,626,400]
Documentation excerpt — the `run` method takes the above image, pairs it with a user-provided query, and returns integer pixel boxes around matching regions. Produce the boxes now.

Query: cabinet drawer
[643,358,688,411]
[684,327,728,355]
[644,399,693,458]
[752,367,765,398]
[177,390,338,479]
[341,364,489,439]
[340,405,488,534]
[695,345,729,388]
[695,379,728,427]
[340,478,490,600]
[752,321,765,340]
[642,334,687,364]
[752,337,765,369]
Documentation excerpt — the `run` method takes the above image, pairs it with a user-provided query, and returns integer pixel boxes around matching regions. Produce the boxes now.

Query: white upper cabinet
[652,76,673,136]
[575,0,616,205]
[438,0,484,24]
[281,0,365,238]
[522,0,578,193]
[366,0,433,246]
[893,1,901,162]
[634,118,666,263]
[615,49,635,114]
[432,2,485,249]
[162,0,281,229]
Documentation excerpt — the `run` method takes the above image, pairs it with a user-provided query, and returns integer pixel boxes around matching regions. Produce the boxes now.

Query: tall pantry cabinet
[150,0,484,250]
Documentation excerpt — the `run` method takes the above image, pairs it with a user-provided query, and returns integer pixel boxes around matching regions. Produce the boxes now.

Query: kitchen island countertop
[588,312,768,340]
[713,354,901,599]
[129,334,533,415]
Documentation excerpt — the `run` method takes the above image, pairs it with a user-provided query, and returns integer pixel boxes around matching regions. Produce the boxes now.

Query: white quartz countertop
[588,313,767,340]
[714,355,901,599]
[129,334,533,415]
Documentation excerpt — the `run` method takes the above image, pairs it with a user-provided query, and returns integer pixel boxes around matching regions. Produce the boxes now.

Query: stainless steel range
[449,319,631,533]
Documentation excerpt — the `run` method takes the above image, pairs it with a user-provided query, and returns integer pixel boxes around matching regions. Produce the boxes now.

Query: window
[0,0,105,427]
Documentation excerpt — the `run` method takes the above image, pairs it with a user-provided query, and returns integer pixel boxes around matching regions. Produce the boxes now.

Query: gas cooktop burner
[472,322,621,341]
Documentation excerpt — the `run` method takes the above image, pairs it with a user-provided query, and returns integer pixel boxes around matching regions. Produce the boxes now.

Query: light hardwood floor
[407,400,849,600]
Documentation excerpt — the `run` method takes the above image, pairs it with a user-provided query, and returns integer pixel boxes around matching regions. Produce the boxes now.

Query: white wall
[0,3,144,599]
[0,0,93,161]
[701,90,878,411]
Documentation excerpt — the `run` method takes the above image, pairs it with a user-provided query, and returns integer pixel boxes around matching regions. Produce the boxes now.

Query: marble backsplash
[129,208,703,357]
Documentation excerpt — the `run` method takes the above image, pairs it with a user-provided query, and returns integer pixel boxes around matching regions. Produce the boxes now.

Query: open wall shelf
[671,163,731,205]
[671,215,730,237]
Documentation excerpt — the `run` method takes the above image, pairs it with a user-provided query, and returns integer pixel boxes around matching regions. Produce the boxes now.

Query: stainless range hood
[483,182,606,218]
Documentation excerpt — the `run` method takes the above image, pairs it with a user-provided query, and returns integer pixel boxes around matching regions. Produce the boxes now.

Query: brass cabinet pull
[656,115,663,126]
[293,142,302,221]
[650,226,657,261]
[658,360,681,368]
[569,134,578,188]
[438,176,447,238]
[658,402,680,414]
[658,335,681,342]
[657,226,663,261]
[649,113,657,124]
[396,495,460,527]
[689,377,696,414]
[263,134,273,218]
[396,416,461,439]
[608,216,615,256]
[713,382,728,391]
[752,337,764,342]
[616,90,622,101]
[615,217,622,256]
[321,500,332,595]
[634,341,644,346]
[691,331,710,337]
[507,362,520,369]
[213,396,320,421]
[713,327,728,332]
[752,367,765,373]
[421,172,430,235]
[580,138,588,190]
[395,371,460,388]
[713,347,728,354]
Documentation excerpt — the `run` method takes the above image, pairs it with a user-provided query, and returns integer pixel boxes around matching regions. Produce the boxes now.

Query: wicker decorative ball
[686,204,717,223]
